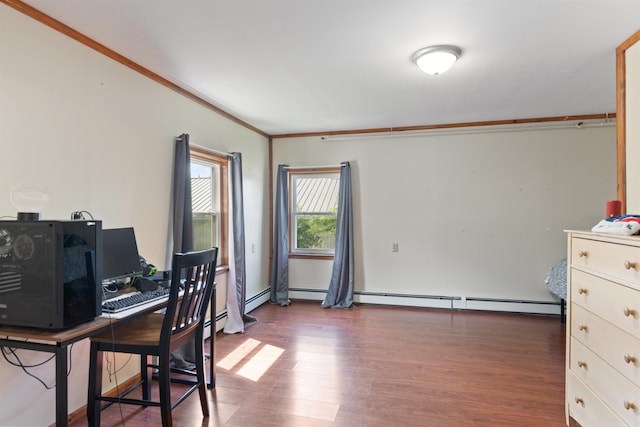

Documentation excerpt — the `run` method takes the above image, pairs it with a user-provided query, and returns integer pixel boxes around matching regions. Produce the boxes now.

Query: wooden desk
[0,290,216,427]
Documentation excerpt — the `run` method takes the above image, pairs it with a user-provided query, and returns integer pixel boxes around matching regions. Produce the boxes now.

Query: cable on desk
[100,286,130,426]
[100,286,135,381]
[70,210,95,220]
[104,350,133,381]
[0,342,77,390]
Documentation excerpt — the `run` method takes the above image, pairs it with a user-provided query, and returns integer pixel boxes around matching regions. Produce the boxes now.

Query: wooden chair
[87,247,218,427]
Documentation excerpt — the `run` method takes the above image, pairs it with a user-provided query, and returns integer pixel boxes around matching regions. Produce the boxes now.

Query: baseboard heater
[287,287,561,315]
[246,288,270,306]
[459,296,561,315]
[209,287,562,322]
[206,287,272,332]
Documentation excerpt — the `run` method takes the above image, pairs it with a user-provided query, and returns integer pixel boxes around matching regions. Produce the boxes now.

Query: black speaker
[0,220,102,329]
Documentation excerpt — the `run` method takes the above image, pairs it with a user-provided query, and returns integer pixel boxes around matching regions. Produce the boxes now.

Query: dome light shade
[10,182,49,220]
[413,45,461,75]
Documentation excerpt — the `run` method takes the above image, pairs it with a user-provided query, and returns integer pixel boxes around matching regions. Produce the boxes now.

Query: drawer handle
[624,354,637,364]
[623,307,638,318]
[578,324,588,332]
[624,401,636,411]
[578,250,588,258]
[574,397,584,406]
[577,360,587,369]
[625,260,638,270]
[578,288,589,295]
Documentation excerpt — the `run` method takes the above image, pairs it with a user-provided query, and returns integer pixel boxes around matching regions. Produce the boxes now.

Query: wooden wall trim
[617,29,640,53]
[617,46,627,212]
[1,0,270,138]
[66,374,141,424]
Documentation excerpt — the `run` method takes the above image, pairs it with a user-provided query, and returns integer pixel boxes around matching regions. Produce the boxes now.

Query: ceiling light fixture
[413,45,462,75]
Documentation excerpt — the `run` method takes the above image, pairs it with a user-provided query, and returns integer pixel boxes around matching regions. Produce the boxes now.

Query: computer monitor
[102,227,142,282]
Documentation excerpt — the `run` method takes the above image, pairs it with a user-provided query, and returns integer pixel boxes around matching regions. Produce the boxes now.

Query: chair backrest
[161,247,218,350]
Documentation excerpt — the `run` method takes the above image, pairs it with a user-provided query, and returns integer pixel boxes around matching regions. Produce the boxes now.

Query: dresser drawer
[572,237,640,286]
[571,303,640,387]
[570,338,640,425]
[571,269,640,340]
[567,372,625,427]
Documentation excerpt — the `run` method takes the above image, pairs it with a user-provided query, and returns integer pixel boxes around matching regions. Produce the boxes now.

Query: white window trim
[288,168,340,257]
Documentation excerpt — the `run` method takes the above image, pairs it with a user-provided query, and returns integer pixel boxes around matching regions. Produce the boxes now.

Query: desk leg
[56,345,69,427]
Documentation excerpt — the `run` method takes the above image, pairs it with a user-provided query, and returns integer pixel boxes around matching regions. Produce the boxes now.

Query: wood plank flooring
[71,300,567,426]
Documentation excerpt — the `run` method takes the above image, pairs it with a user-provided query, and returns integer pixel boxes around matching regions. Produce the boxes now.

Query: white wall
[626,40,640,212]
[273,122,616,309]
[0,5,270,426]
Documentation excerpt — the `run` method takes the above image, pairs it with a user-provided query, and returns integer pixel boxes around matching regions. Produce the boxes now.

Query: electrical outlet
[251,243,256,253]
[392,243,398,252]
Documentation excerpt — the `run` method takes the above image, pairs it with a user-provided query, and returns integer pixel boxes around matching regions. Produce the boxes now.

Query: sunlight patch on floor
[236,344,284,381]
[216,338,261,370]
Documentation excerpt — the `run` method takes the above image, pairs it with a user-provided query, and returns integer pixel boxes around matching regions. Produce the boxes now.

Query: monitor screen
[102,227,142,282]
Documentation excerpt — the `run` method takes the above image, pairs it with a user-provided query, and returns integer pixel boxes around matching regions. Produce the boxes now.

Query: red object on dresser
[606,199,622,218]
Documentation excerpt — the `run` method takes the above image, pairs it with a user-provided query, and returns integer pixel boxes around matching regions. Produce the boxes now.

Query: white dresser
[566,231,640,426]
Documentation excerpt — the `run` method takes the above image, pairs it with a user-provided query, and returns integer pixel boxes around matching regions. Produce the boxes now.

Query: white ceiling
[17,0,640,136]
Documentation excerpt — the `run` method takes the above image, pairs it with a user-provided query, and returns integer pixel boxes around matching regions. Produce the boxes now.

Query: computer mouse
[133,277,159,292]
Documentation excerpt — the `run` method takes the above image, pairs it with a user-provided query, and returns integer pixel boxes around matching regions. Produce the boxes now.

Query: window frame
[190,146,228,268]
[288,167,341,260]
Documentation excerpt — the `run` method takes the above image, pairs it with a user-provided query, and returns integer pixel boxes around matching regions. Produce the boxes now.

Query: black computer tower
[0,220,102,329]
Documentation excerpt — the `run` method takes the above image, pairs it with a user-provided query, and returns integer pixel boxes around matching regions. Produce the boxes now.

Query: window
[190,147,228,266]
[289,168,340,257]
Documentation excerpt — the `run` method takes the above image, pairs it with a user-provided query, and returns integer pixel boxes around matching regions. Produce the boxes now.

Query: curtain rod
[188,142,234,157]
[283,164,345,170]
[319,117,615,141]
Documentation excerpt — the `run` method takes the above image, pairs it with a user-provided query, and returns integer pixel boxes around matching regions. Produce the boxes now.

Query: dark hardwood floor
[71,300,567,426]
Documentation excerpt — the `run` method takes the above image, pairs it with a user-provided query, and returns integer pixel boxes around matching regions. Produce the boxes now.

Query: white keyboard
[101,288,170,318]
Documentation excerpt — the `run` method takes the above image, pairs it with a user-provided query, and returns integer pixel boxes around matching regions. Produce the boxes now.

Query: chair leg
[195,337,209,417]
[158,354,173,427]
[87,342,103,427]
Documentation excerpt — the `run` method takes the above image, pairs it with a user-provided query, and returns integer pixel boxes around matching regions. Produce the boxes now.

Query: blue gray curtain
[224,152,257,333]
[322,162,354,308]
[171,134,196,368]
[270,164,290,306]
[173,134,194,254]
